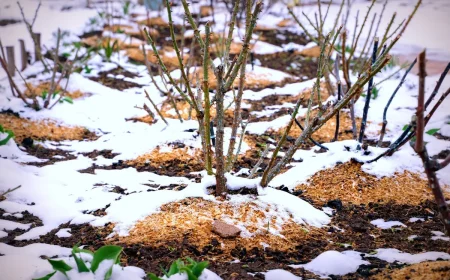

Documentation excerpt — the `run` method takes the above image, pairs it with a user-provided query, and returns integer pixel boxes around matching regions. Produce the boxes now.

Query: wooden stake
[19,39,27,71]
[6,46,15,77]
[33,33,41,62]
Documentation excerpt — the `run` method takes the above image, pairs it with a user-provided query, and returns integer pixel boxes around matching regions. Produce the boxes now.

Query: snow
[55,228,72,238]
[368,248,450,264]
[0,219,31,231]
[286,0,450,61]
[408,235,418,241]
[431,231,450,242]
[409,217,426,223]
[265,269,302,280]
[370,219,406,229]
[294,250,369,276]
[161,269,221,280]
[0,0,449,278]
[0,243,145,280]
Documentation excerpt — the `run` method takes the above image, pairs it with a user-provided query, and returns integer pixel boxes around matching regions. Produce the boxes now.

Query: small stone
[212,220,241,238]
[327,199,343,211]
[22,137,34,148]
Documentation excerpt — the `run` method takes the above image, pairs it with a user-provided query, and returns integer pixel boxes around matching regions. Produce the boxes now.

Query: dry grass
[120,197,321,258]
[0,114,95,143]
[24,82,85,100]
[296,161,450,205]
[371,261,450,280]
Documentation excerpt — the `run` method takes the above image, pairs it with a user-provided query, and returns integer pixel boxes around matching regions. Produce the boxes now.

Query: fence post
[33,33,42,62]
[19,39,27,71]
[6,46,15,77]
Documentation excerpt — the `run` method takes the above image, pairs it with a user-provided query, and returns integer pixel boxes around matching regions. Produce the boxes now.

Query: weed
[0,125,14,146]
[147,257,209,280]
[34,244,123,280]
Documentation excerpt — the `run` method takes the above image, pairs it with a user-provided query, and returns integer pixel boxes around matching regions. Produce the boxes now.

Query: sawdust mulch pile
[296,161,449,205]
[120,197,321,258]
[24,82,86,100]
[126,146,204,170]
[371,261,450,280]
[0,114,96,143]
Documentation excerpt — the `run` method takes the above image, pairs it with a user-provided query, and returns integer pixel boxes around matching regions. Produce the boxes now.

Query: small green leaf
[372,87,379,99]
[426,128,439,135]
[62,97,74,104]
[180,267,198,280]
[147,273,162,280]
[402,124,409,131]
[0,129,14,146]
[90,245,123,272]
[33,271,57,280]
[104,266,114,280]
[72,246,90,273]
[48,259,72,276]
[167,259,181,276]
[42,90,48,100]
[62,53,70,58]
[73,42,82,49]
[73,245,94,256]
[191,261,208,277]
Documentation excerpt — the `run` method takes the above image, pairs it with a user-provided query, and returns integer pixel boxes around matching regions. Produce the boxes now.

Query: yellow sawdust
[136,16,168,27]
[184,67,293,90]
[296,161,450,205]
[126,146,203,170]
[281,111,360,142]
[371,261,450,280]
[157,98,234,121]
[24,82,85,100]
[82,36,144,50]
[126,47,188,68]
[0,114,95,143]
[120,197,320,257]
[277,19,294,27]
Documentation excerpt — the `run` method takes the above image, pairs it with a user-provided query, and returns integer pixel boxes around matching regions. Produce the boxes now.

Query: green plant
[34,245,123,280]
[0,125,14,146]
[123,0,131,15]
[426,128,439,135]
[41,90,73,105]
[335,43,352,54]
[147,258,209,280]
[103,38,119,62]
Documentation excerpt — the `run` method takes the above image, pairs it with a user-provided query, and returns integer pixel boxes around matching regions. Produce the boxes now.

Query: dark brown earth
[89,67,141,90]
[3,199,448,279]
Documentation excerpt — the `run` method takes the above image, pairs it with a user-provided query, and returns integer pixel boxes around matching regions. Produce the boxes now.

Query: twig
[248,143,269,179]
[1,185,21,197]
[293,116,329,151]
[144,89,168,125]
[358,37,379,144]
[333,81,342,142]
[411,50,450,236]
[214,65,227,195]
[378,58,416,146]
[203,22,213,175]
